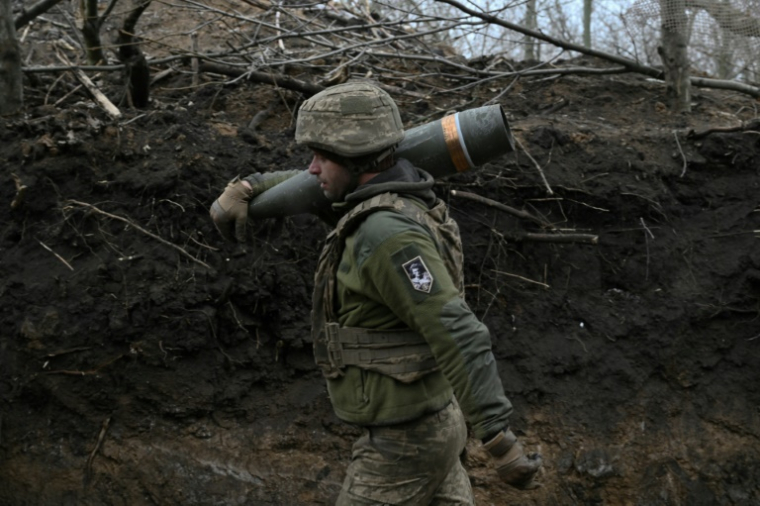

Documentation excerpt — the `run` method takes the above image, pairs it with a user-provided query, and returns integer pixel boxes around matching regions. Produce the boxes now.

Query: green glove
[483,429,543,490]
[210,176,254,242]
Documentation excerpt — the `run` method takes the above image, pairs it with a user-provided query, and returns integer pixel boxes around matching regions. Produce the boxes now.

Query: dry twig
[515,137,553,195]
[65,200,212,270]
[44,354,125,375]
[687,118,760,139]
[11,173,27,209]
[55,53,122,119]
[492,269,550,289]
[84,416,111,488]
[640,218,655,281]
[199,62,324,96]
[451,190,548,226]
[38,240,74,271]
[673,130,688,177]
[450,190,598,244]
[46,346,94,358]
[521,232,598,244]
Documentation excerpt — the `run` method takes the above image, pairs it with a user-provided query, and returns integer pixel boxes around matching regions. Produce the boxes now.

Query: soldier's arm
[243,170,340,226]
[241,170,302,195]
[355,211,543,489]
[211,169,342,241]
[353,211,512,440]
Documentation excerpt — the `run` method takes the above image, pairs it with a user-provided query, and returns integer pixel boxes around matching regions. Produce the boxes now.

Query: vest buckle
[325,322,344,369]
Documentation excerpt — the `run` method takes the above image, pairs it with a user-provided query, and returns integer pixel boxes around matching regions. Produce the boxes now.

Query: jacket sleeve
[352,211,513,440]
[243,170,301,197]
[243,170,340,225]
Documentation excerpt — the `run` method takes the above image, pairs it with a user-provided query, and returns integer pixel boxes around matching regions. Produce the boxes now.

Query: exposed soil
[2,21,760,505]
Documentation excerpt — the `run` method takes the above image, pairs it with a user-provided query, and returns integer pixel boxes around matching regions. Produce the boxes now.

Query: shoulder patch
[402,256,434,293]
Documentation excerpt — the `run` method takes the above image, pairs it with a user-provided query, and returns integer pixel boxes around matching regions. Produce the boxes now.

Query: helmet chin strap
[345,145,396,175]
[348,171,362,194]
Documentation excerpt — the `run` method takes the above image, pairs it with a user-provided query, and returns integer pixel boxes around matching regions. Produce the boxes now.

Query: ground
[1,25,760,506]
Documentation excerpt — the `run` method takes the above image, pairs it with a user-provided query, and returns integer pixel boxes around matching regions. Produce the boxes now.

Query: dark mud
[1,60,760,505]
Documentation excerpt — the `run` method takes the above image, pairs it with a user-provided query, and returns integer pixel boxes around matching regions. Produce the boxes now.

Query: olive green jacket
[321,160,513,440]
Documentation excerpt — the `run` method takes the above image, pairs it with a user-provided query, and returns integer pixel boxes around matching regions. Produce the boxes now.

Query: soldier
[210,82,542,505]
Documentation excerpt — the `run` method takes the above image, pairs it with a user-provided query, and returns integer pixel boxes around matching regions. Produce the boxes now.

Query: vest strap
[323,323,438,380]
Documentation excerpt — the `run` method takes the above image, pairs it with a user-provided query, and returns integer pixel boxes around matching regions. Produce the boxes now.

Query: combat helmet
[296,81,404,172]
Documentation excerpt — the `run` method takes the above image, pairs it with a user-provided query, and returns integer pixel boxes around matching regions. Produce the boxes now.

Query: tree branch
[14,0,65,29]
[450,190,598,244]
[198,62,325,96]
[687,118,760,139]
[450,190,548,227]
[64,200,211,270]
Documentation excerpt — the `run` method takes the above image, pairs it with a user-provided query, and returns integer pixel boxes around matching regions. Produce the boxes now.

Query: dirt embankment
[1,63,759,505]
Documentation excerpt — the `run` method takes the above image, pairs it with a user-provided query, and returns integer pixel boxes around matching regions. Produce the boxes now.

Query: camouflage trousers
[336,399,473,506]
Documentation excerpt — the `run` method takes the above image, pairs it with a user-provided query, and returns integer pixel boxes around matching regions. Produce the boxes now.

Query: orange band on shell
[441,114,470,173]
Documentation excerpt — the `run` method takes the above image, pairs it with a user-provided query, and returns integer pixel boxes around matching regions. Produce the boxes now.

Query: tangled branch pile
[13,0,760,116]
[16,0,534,112]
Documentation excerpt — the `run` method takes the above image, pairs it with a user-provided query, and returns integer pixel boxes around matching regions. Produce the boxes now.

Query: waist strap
[320,323,438,381]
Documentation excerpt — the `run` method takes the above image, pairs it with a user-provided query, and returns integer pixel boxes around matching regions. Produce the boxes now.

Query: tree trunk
[583,0,593,48]
[659,0,691,112]
[116,0,152,108]
[716,29,733,79]
[79,0,106,65]
[0,0,23,114]
[524,0,538,61]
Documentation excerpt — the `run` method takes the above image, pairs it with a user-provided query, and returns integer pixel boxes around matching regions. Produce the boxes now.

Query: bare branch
[198,62,324,96]
[38,240,74,271]
[688,118,760,139]
[11,173,27,209]
[515,137,553,196]
[492,269,550,289]
[450,190,598,244]
[14,0,65,29]
[689,75,760,99]
[521,232,598,245]
[450,190,549,227]
[65,200,212,270]
[57,52,122,118]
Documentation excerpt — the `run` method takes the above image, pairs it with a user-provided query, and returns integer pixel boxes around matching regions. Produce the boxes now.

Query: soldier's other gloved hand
[483,429,543,490]
[210,176,254,242]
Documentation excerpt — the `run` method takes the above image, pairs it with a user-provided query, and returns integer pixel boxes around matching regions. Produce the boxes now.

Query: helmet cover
[296,82,404,158]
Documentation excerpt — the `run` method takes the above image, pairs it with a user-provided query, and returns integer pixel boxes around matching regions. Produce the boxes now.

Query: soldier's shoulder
[354,209,429,248]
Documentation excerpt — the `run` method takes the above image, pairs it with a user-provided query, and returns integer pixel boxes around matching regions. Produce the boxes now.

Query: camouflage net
[626,0,760,79]
[629,0,760,37]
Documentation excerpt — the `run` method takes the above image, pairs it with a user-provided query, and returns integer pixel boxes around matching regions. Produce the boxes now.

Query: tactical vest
[312,192,464,382]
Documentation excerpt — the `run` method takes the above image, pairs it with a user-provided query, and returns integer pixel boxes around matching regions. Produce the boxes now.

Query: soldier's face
[308,151,353,201]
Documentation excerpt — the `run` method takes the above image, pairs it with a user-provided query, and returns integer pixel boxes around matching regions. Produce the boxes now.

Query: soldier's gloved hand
[484,429,543,490]
[210,176,254,242]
